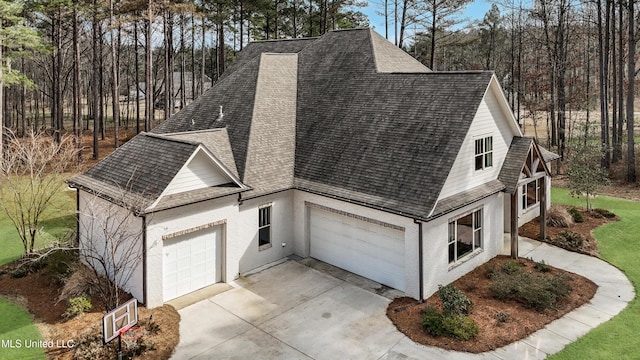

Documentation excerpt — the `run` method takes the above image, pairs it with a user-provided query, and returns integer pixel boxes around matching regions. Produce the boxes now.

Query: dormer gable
[163,146,239,196]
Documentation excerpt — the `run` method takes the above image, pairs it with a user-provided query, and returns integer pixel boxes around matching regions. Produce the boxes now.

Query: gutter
[414,219,424,302]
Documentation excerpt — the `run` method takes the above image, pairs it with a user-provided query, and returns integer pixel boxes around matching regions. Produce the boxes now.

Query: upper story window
[258,205,271,249]
[475,136,493,171]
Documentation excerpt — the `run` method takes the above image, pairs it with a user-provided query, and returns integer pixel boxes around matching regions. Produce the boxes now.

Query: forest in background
[0,0,638,182]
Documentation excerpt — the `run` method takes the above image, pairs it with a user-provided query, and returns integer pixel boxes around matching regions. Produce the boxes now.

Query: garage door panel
[310,208,405,291]
[163,225,223,301]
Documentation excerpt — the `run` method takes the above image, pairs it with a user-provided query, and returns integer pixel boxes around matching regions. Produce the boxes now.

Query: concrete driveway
[171,238,634,360]
[171,259,406,360]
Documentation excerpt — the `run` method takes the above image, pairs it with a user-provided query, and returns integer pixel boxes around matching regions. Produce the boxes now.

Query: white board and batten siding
[437,80,520,201]
[164,148,231,196]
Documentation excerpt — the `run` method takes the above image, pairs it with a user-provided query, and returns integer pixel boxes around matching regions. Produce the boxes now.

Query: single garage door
[309,207,405,291]
[163,225,222,301]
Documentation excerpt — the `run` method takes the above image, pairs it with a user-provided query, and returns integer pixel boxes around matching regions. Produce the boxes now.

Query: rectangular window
[475,136,493,171]
[521,179,541,210]
[448,208,483,264]
[258,206,271,248]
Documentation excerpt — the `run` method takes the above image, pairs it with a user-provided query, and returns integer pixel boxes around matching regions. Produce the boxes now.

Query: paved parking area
[172,237,633,360]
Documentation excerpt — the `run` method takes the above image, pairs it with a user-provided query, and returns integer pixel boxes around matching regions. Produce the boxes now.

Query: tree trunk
[627,0,637,183]
[110,0,120,148]
[92,1,100,159]
[73,2,83,163]
[145,2,154,131]
[134,21,141,134]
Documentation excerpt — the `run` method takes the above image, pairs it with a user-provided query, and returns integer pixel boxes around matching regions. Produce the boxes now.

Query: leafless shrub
[0,129,80,255]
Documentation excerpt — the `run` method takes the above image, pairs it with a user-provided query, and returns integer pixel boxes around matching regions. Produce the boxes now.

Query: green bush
[442,314,479,340]
[489,271,572,311]
[568,207,584,223]
[421,307,479,340]
[421,306,445,336]
[534,259,551,273]
[64,295,92,319]
[593,208,616,218]
[555,230,586,251]
[437,284,472,316]
[502,260,524,275]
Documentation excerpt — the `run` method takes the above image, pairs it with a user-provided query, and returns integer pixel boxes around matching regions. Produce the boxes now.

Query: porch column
[510,192,518,258]
[539,176,547,240]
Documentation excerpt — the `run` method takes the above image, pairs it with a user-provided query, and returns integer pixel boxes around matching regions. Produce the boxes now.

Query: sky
[361,0,493,43]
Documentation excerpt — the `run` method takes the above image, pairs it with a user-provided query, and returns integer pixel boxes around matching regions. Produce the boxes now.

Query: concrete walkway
[171,237,634,360]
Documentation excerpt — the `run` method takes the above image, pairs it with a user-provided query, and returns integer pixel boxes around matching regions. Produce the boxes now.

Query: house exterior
[68,28,559,309]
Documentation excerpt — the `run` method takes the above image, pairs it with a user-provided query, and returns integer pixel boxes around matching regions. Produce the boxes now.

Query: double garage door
[309,208,406,291]
[163,225,223,301]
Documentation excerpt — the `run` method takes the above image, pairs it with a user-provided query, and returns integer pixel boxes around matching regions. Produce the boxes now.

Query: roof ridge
[247,37,318,44]
[143,132,201,146]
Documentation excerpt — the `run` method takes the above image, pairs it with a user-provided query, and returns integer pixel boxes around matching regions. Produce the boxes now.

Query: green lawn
[549,188,640,359]
[0,180,76,359]
[0,182,76,266]
[0,298,45,360]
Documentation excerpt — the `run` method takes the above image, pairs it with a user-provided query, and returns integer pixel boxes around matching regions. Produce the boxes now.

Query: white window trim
[521,178,542,211]
[448,207,483,265]
[474,135,494,171]
[258,205,272,250]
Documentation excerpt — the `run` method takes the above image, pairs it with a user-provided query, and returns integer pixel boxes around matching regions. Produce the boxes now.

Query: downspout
[414,219,424,302]
[142,215,148,306]
[75,189,80,247]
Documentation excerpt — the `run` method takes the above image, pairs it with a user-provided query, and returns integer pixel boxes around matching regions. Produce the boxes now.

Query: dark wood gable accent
[501,138,554,259]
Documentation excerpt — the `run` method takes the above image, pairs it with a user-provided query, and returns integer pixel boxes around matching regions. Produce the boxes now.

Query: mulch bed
[0,263,179,359]
[519,205,619,257]
[387,256,597,353]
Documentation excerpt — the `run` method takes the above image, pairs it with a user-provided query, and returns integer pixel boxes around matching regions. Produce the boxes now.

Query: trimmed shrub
[489,271,572,311]
[502,260,523,275]
[421,307,479,340]
[442,315,479,340]
[555,231,586,251]
[421,306,445,336]
[547,205,574,228]
[568,207,584,223]
[64,295,92,319]
[438,284,473,316]
[593,208,616,218]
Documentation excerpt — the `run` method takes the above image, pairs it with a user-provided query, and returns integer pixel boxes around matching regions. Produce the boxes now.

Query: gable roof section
[162,129,240,178]
[369,29,431,73]
[68,134,198,209]
[498,136,554,194]
[295,31,494,219]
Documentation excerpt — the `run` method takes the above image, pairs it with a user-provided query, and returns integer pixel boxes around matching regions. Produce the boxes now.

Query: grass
[0,180,76,266]
[0,297,45,360]
[549,188,640,359]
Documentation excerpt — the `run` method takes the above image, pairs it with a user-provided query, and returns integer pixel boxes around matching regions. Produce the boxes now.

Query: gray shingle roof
[498,137,533,194]
[74,28,500,219]
[70,134,197,202]
[431,180,505,219]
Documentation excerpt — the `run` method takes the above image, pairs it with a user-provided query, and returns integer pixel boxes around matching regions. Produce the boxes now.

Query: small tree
[567,142,611,211]
[0,130,79,255]
[78,191,146,310]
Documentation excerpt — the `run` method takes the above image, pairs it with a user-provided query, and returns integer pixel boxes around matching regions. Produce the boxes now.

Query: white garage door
[163,225,222,301]
[310,208,405,291]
